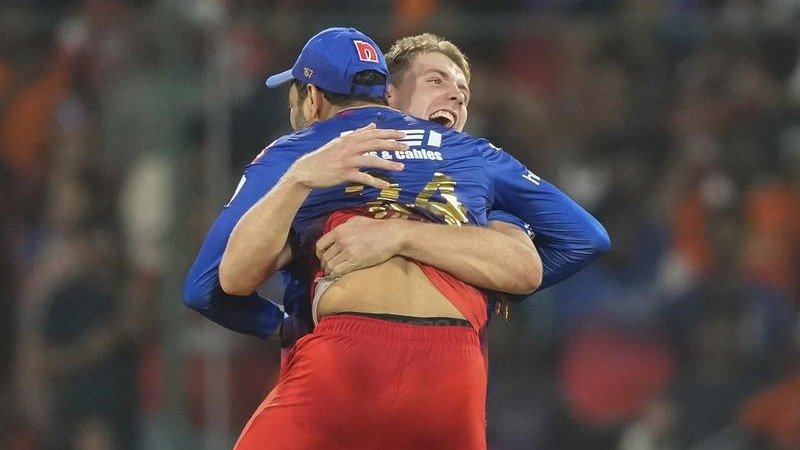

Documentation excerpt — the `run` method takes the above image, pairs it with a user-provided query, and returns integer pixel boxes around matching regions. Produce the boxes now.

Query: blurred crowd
[1,1,798,449]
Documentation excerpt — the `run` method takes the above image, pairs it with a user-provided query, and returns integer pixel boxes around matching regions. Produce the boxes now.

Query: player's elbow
[518,255,544,294]
[512,273,542,295]
[219,280,256,297]
[219,268,258,297]
[182,287,201,311]
[590,223,612,256]
[504,251,543,295]
[183,274,213,313]
[219,258,264,297]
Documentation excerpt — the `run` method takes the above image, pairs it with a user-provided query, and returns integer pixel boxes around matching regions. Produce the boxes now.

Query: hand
[315,216,402,277]
[289,123,407,189]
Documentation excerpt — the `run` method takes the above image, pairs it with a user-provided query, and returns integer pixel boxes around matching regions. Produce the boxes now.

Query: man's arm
[485,143,611,291]
[184,125,406,336]
[183,219,286,339]
[219,124,407,295]
[316,215,542,294]
[218,174,308,296]
[183,145,298,338]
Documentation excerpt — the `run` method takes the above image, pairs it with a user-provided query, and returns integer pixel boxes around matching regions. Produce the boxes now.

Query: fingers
[322,253,355,278]
[321,254,335,277]
[320,252,332,276]
[356,155,404,172]
[340,137,407,161]
[340,124,408,154]
[350,171,393,190]
[350,123,406,142]
[318,239,342,276]
[316,234,340,262]
[315,232,335,260]
[361,137,409,153]
[356,122,377,131]
[299,123,409,189]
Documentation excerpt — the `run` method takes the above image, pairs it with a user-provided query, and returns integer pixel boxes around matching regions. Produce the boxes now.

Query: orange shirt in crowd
[0,50,73,181]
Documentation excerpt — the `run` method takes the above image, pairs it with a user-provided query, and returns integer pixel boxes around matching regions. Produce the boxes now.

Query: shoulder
[249,125,332,166]
[440,128,504,159]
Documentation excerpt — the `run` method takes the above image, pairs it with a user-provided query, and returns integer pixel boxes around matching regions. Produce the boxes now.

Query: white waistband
[311,276,337,326]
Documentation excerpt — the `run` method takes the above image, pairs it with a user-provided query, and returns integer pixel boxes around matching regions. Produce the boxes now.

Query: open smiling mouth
[429,110,457,129]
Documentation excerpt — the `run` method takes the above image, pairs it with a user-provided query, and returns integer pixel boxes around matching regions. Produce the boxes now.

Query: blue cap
[265,27,388,97]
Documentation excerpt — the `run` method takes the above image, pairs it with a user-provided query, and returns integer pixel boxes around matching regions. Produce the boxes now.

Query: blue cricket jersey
[183,107,610,338]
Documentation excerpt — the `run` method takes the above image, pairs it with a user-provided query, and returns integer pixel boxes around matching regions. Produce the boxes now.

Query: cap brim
[265,69,294,88]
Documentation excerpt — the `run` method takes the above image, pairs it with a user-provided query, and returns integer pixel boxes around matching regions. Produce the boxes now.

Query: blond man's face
[388,52,470,132]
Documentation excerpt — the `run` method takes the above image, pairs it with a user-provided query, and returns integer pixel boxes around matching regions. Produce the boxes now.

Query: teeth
[429,110,456,128]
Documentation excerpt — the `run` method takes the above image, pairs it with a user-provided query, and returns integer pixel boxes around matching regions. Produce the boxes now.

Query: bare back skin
[316,256,465,320]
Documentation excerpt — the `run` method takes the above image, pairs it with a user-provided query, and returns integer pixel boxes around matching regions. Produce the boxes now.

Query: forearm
[220,125,406,295]
[536,232,608,290]
[184,204,287,338]
[486,147,611,294]
[496,179,611,291]
[394,220,541,294]
[200,292,284,338]
[220,173,310,295]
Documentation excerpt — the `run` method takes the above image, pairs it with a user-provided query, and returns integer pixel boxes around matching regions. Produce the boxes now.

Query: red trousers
[233,314,487,450]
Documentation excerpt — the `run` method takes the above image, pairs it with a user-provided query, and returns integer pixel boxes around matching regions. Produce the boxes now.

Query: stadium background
[1,1,799,449]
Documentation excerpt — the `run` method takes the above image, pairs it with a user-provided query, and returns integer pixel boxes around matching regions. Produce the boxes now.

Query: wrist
[282,169,315,192]
[390,219,416,256]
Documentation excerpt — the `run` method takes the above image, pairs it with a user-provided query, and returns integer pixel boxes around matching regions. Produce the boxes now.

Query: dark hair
[293,70,387,106]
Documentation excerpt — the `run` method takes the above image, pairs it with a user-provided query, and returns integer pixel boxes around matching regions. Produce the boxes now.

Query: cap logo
[303,67,314,78]
[353,40,379,63]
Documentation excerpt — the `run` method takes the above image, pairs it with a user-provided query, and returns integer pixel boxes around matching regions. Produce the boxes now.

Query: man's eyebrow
[422,68,449,78]
[423,68,471,94]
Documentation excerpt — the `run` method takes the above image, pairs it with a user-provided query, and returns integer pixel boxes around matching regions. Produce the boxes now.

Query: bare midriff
[315,256,466,320]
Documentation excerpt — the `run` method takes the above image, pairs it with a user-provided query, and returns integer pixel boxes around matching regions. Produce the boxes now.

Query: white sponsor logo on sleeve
[227,175,247,206]
[523,170,541,185]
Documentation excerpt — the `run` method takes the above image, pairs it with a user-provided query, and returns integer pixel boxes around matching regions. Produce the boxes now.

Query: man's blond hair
[385,33,471,84]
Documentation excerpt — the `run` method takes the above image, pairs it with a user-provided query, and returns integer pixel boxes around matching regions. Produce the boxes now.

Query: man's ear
[307,84,325,121]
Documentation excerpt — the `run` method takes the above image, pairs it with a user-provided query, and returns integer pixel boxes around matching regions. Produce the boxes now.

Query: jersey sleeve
[182,144,298,338]
[482,142,611,293]
[486,209,533,237]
